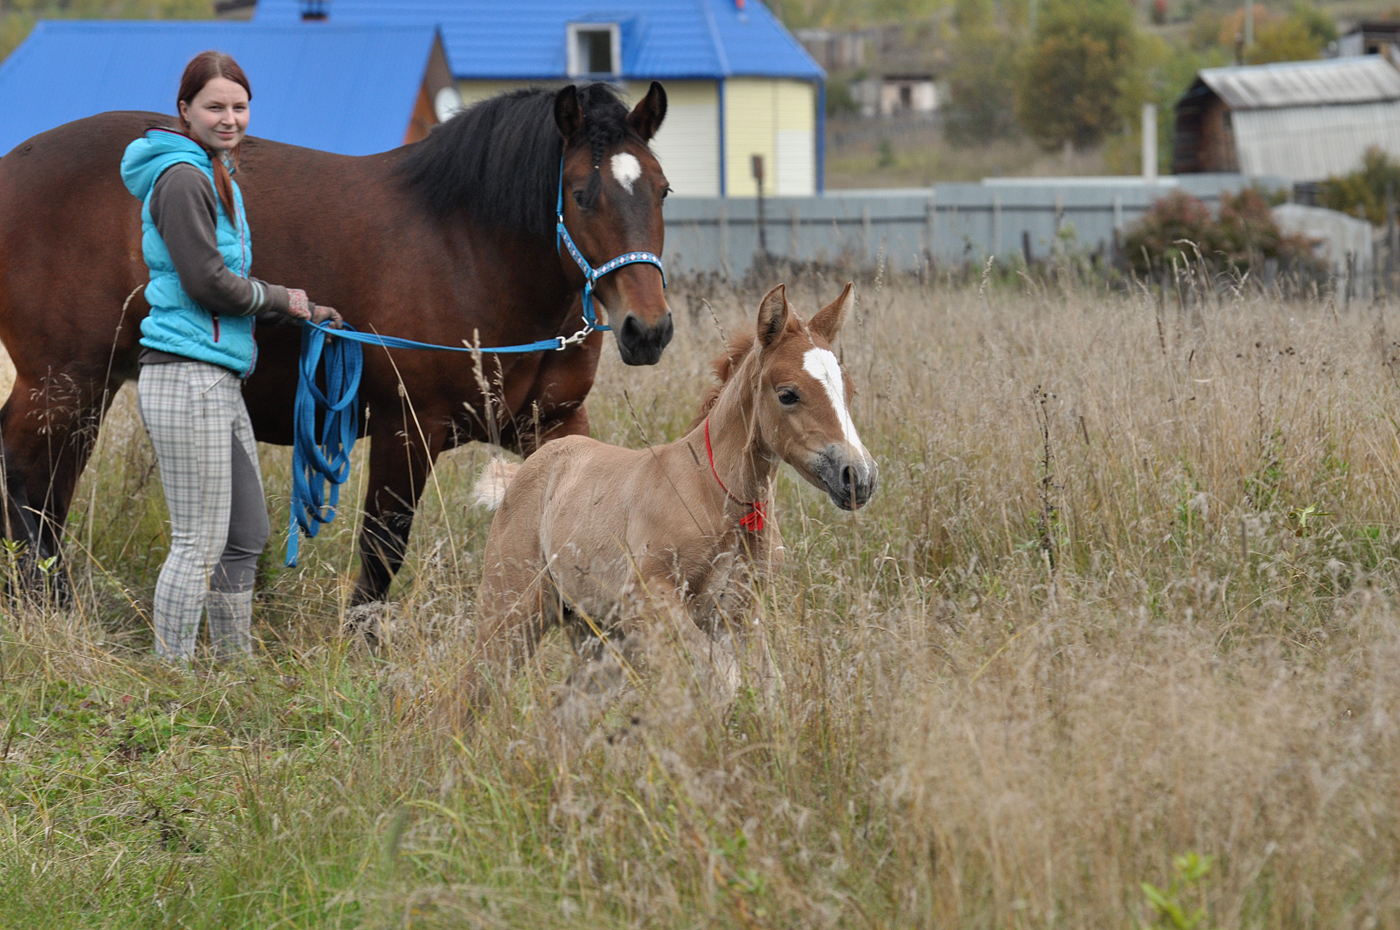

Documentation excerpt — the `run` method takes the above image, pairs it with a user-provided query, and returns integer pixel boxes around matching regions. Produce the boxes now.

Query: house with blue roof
[0,20,453,158]
[255,0,826,197]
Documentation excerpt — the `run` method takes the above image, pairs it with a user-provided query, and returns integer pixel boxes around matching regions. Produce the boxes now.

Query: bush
[1124,187,1320,276]
[1318,146,1400,227]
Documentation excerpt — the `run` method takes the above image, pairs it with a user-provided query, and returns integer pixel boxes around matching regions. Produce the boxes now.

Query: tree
[1014,0,1137,153]
[944,0,1021,144]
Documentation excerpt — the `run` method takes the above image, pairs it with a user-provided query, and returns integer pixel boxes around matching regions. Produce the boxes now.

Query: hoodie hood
[121,129,211,201]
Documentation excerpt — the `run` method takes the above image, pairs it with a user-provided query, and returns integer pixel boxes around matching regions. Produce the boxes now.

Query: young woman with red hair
[120,50,341,662]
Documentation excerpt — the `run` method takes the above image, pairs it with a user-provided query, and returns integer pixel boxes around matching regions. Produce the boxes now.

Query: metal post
[791,204,801,259]
[992,192,1002,257]
[1142,103,1157,184]
[925,191,937,261]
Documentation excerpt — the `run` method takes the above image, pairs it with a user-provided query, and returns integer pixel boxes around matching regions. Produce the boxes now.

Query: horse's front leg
[350,411,446,613]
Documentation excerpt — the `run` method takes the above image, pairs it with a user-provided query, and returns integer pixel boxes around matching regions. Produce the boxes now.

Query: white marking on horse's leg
[610,153,642,194]
[802,347,869,457]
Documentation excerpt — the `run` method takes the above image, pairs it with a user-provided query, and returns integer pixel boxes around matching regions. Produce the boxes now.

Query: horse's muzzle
[615,310,674,366]
[815,446,878,511]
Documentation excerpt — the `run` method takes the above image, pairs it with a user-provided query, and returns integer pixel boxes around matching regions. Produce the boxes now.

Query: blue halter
[554,153,667,335]
[285,152,668,566]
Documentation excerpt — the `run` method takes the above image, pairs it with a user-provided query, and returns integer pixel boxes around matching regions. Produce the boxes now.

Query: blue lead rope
[285,154,668,566]
[284,319,580,567]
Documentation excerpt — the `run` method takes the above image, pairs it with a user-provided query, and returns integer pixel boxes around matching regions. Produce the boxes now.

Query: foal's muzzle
[815,446,878,511]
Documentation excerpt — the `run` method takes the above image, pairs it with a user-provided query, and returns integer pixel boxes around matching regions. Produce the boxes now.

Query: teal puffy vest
[120,129,256,376]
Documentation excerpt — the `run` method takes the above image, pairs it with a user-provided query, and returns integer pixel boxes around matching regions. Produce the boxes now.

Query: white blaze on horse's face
[610,153,642,194]
[802,347,869,458]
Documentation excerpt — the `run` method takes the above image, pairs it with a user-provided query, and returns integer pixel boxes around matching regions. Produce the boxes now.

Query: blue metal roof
[0,20,439,158]
[254,0,824,81]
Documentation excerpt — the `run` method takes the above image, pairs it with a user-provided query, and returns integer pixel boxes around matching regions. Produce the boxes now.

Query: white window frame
[567,22,621,78]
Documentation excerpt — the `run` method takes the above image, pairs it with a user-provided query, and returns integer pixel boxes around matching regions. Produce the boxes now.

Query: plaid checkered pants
[137,361,269,660]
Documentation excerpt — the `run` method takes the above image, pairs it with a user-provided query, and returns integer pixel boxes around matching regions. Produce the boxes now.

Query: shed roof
[253,0,824,81]
[0,20,440,158]
[1197,55,1400,110]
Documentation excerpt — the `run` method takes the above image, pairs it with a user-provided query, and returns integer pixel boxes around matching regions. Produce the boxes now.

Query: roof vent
[299,0,329,21]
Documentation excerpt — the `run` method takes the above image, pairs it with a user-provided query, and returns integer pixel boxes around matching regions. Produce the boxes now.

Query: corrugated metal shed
[0,20,442,157]
[253,0,824,80]
[1231,102,1400,179]
[1197,56,1400,109]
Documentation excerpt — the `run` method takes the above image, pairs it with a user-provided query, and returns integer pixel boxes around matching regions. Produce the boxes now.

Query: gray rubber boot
[206,589,254,660]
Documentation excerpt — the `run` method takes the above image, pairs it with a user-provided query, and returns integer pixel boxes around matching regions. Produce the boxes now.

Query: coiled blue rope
[286,320,363,566]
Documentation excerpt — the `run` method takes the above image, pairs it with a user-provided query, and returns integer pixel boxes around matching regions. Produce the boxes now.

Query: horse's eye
[777,388,799,407]
[572,190,589,209]
[661,186,672,201]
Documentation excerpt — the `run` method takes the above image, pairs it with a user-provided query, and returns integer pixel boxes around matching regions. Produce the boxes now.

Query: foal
[458,283,877,716]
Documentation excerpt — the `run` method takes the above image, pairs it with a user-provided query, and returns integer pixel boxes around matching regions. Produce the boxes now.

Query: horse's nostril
[841,466,856,494]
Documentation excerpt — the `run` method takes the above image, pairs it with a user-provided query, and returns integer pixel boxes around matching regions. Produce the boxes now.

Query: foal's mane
[395,83,640,235]
[690,327,759,430]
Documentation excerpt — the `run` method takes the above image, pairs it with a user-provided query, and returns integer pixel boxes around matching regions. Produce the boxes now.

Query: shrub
[1318,146,1400,226]
[1125,187,1320,276]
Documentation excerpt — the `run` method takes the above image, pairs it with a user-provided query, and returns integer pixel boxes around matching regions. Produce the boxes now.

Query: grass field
[2,270,1399,928]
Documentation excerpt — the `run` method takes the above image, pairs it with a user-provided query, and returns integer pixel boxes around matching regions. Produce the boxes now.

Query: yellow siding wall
[628,80,719,197]
[724,78,815,197]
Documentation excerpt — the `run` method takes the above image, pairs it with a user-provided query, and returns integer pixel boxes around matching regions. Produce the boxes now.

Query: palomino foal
[459,283,877,714]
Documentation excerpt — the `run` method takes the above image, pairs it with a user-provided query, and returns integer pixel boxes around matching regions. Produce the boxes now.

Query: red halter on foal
[703,418,766,533]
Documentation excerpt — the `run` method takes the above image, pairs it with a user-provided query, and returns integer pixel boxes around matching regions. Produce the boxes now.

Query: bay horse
[455,282,878,720]
[0,82,673,607]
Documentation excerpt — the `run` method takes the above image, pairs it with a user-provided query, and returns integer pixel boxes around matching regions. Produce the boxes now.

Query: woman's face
[179,76,249,156]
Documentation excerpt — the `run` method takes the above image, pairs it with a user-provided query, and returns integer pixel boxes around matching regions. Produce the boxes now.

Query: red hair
[176,51,252,222]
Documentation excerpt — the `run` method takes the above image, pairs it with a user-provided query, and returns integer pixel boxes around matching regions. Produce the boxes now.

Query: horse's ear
[756,284,789,350]
[809,282,854,343]
[554,84,584,141]
[627,81,667,142]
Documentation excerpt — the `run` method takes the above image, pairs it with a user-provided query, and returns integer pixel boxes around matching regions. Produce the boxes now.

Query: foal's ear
[554,85,584,140]
[809,281,854,343]
[756,284,789,350]
[627,82,667,142]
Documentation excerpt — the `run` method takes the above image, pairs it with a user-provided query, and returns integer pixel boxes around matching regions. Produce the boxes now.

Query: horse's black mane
[396,83,640,236]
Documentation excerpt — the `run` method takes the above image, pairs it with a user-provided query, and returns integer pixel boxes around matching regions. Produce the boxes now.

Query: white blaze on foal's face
[802,347,868,456]
[610,153,642,194]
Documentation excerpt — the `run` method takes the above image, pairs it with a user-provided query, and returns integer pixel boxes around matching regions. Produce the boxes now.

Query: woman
[120,51,340,661]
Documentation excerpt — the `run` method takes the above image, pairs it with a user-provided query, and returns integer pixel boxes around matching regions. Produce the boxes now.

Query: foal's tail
[471,457,520,511]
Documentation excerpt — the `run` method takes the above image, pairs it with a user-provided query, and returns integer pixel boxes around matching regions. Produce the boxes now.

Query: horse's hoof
[341,603,385,650]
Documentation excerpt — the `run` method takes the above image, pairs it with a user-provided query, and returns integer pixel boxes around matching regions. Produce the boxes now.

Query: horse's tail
[471,457,520,511]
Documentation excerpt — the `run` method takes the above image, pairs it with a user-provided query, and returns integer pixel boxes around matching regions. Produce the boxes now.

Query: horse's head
[554,82,673,366]
[752,283,878,511]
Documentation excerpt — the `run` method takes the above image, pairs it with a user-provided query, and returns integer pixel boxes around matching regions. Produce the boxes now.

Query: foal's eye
[777,388,800,407]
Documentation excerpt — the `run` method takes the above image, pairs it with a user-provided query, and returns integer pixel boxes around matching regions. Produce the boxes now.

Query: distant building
[1173,56,1400,183]
[851,74,938,118]
[0,21,450,157]
[1338,20,1400,64]
[795,28,867,71]
[256,0,827,197]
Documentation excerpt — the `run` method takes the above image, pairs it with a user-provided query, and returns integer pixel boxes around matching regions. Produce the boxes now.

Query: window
[567,23,620,77]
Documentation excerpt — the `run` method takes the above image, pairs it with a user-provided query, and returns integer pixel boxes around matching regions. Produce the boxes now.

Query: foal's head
[744,283,878,511]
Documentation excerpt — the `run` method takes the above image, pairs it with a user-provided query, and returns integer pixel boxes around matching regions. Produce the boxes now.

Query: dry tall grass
[2,272,1399,928]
